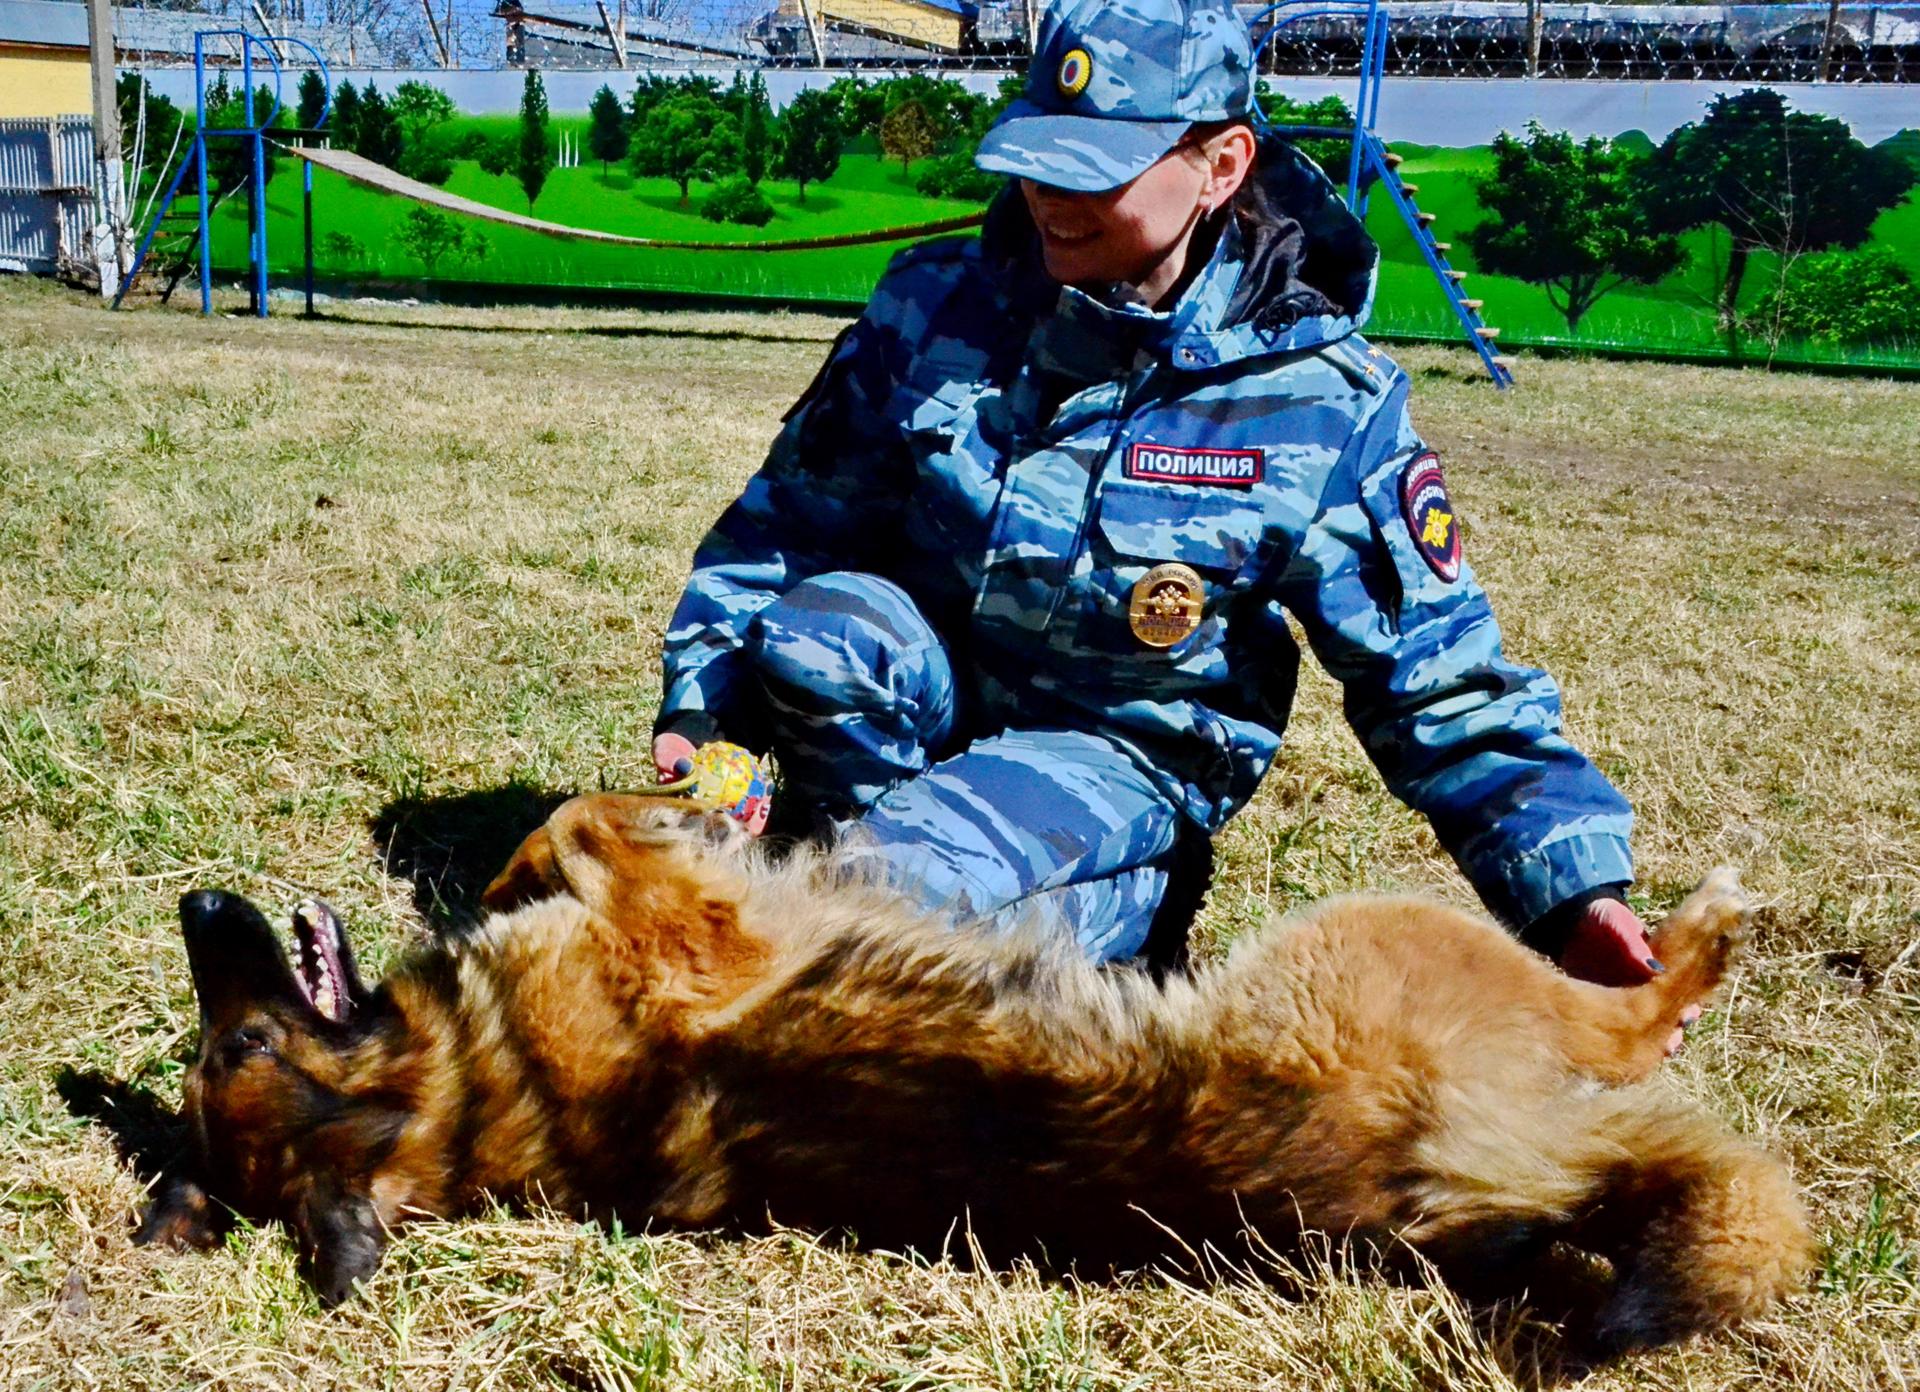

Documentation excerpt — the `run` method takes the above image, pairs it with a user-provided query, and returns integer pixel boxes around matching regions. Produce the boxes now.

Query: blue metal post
[195,35,212,315]
[245,40,269,317]
[1344,0,1375,208]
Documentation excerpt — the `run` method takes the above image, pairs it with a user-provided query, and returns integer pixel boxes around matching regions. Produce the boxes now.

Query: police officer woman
[652,0,1693,1031]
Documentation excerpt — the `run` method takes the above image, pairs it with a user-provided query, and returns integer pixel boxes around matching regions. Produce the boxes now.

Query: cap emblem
[1057,47,1093,99]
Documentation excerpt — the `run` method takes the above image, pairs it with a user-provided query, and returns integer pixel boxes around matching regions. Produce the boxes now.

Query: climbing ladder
[1250,0,1514,387]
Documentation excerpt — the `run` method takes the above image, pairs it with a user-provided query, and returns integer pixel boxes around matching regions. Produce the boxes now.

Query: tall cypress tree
[742,70,771,186]
[587,83,629,177]
[355,82,403,167]
[328,80,361,151]
[296,69,328,133]
[517,69,555,212]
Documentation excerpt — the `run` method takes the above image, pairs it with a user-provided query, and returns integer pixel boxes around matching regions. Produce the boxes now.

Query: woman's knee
[746,572,952,722]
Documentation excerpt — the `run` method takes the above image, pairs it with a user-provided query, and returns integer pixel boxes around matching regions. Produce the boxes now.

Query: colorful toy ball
[682,741,773,827]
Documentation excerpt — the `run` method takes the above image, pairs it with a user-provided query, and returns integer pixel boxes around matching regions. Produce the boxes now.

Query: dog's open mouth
[291,899,350,1023]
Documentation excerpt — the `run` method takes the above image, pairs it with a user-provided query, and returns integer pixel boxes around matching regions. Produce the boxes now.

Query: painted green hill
[203,124,1918,370]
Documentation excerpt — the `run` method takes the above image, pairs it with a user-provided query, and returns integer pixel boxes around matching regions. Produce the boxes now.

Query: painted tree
[880,99,935,175]
[774,87,843,203]
[879,74,981,151]
[392,80,456,147]
[328,80,361,152]
[354,82,403,167]
[742,70,772,186]
[201,76,285,198]
[516,69,555,212]
[394,207,488,277]
[1464,123,1683,332]
[587,83,629,176]
[296,69,328,133]
[628,74,677,129]
[823,75,886,143]
[1640,88,1915,330]
[631,90,739,204]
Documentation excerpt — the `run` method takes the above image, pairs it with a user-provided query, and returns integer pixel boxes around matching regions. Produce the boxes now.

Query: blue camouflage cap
[975,0,1256,194]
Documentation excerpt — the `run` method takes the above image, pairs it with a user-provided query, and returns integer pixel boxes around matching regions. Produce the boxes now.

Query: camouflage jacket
[660,142,1634,933]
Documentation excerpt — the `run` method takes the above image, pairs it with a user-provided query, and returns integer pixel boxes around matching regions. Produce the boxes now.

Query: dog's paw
[1651,868,1751,991]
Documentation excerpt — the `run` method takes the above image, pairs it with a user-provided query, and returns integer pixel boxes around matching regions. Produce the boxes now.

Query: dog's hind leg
[1546,868,1752,1086]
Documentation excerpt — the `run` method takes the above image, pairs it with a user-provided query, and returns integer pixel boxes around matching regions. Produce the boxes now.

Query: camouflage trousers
[742,572,1182,962]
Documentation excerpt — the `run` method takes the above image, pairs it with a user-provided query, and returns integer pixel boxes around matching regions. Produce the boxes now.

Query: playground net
[125,1,1920,82]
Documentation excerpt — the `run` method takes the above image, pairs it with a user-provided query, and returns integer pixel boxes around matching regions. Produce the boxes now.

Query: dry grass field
[1,273,1916,1391]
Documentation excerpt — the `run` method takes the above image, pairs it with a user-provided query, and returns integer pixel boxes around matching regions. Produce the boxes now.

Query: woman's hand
[652,733,697,784]
[1558,898,1703,1056]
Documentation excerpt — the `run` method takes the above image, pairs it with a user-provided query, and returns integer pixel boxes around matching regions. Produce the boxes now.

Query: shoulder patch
[1399,452,1462,582]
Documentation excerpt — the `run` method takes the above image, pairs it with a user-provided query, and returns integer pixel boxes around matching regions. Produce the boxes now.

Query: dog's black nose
[179,889,230,927]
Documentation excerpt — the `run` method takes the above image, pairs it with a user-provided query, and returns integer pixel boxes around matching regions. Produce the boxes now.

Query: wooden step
[1475,326,1501,340]
[1430,242,1451,253]
[1383,151,1404,169]
[1445,269,1468,282]
[1398,182,1419,195]
[1416,211,1437,226]
[1459,298,1483,311]
[1492,355,1516,370]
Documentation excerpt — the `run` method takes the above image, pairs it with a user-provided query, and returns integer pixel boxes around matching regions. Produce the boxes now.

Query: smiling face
[1020,122,1256,306]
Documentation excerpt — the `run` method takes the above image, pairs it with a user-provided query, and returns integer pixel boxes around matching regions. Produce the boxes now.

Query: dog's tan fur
[146,795,1811,1353]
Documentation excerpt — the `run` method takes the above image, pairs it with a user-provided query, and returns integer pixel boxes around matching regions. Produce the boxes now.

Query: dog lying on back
[141,794,1811,1354]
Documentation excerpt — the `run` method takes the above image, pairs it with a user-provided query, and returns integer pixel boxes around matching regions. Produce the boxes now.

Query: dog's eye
[224,1029,272,1062]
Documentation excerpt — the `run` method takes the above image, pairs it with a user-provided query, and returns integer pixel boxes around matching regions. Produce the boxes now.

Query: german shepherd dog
[140,795,1811,1353]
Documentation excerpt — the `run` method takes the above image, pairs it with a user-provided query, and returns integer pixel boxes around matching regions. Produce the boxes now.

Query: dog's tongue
[291,899,349,1023]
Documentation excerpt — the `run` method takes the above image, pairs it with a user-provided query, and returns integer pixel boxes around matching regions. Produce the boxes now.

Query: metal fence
[93,0,1920,79]
[0,117,99,277]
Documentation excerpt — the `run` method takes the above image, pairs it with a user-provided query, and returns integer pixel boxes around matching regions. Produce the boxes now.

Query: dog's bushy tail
[1407,1084,1812,1353]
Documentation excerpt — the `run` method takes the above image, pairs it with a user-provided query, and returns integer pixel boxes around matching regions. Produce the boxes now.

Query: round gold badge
[1057,47,1093,99]
[1128,563,1205,648]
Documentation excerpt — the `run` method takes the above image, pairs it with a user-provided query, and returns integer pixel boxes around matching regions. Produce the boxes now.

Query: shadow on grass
[773,190,845,216]
[56,1068,186,1183]
[371,782,571,930]
[632,189,703,218]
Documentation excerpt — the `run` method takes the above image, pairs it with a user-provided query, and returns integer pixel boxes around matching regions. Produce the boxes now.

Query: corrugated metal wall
[0,116,100,275]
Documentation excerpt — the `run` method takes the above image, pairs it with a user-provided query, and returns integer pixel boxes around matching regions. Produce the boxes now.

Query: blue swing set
[113,29,334,318]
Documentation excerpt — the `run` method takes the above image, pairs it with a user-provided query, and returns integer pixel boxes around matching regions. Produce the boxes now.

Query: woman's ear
[1202,123,1258,212]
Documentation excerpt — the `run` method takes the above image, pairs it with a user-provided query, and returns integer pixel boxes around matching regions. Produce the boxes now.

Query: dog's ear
[135,1172,232,1250]
[292,1181,387,1308]
[537,793,704,918]
[480,826,566,915]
